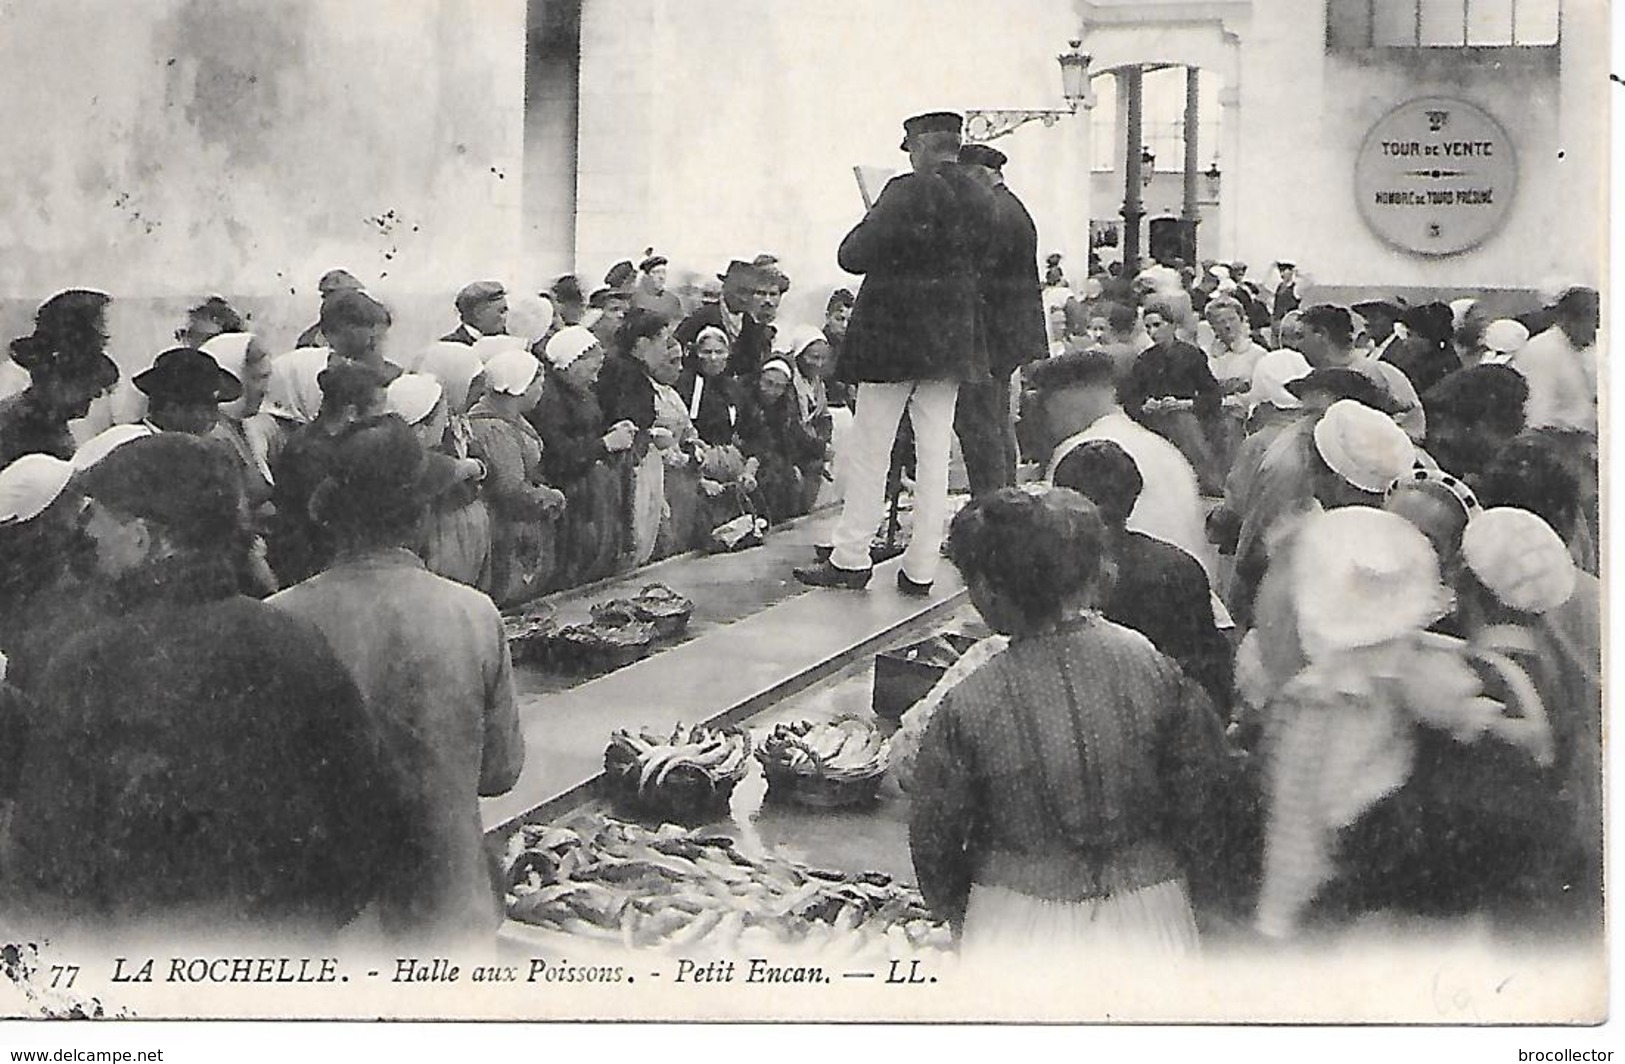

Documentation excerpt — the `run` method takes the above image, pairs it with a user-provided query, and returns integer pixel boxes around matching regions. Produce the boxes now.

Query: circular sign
[1354,97,1517,257]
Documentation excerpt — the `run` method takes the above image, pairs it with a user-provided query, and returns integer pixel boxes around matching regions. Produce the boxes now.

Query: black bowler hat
[900,111,963,151]
[1352,298,1406,322]
[133,347,243,405]
[311,414,461,531]
[717,260,768,287]
[958,143,1007,170]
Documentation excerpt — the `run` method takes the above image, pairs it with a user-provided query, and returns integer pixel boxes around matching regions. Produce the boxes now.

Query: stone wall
[0,0,528,382]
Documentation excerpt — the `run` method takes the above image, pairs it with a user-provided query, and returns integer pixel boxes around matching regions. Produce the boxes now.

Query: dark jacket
[1120,341,1223,420]
[531,368,608,487]
[836,161,996,384]
[1382,334,1460,396]
[1105,531,1233,709]
[981,184,1048,377]
[675,365,742,446]
[736,387,826,473]
[595,352,658,435]
[1272,282,1300,325]
[4,556,412,938]
[294,323,326,349]
[440,323,478,346]
[674,303,772,379]
[0,390,74,467]
[736,385,825,525]
[268,420,349,586]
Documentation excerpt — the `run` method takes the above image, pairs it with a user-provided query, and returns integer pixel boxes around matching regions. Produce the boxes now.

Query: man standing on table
[794,111,994,596]
[953,142,1046,495]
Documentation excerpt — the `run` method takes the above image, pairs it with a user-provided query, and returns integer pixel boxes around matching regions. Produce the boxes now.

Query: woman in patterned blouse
[909,485,1231,961]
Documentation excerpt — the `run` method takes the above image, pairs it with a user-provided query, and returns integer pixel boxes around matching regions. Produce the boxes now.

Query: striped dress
[909,615,1230,959]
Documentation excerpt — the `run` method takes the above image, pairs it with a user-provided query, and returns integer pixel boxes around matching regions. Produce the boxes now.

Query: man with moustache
[794,111,995,596]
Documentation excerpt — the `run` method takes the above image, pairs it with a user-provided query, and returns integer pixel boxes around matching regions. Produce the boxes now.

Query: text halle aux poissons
[108,956,936,985]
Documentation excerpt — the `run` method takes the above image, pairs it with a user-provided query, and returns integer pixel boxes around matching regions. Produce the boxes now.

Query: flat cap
[318,269,363,295]
[455,280,506,314]
[900,111,963,150]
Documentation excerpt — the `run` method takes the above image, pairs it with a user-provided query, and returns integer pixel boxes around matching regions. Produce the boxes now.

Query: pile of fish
[502,816,953,959]
[757,716,890,782]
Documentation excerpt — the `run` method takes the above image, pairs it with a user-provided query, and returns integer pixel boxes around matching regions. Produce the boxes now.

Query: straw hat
[1313,399,1415,493]
[1291,506,1453,659]
[1461,507,1577,615]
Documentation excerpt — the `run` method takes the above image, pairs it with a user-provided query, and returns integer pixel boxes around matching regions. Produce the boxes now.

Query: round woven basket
[603,758,741,824]
[762,765,886,809]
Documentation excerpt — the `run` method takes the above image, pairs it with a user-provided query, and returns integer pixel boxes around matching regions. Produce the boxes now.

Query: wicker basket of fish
[547,618,656,674]
[590,585,695,642]
[630,583,695,639]
[502,608,558,666]
[603,724,752,824]
[756,716,890,809]
[501,815,954,960]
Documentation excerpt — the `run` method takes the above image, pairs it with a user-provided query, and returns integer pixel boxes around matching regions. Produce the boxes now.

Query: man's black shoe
[896,570,933,597]
[870,541,905,564]
[793,560,872,590]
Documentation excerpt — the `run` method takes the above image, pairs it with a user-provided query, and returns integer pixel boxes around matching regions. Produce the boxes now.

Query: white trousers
[831,380,958,583]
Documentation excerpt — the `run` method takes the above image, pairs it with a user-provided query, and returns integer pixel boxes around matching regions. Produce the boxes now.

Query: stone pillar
[1216,82,1241,266]
[1181,65,1201,264]
[523,0,581,280]
[1120,65,1145,277]
[1060,92,1094,283]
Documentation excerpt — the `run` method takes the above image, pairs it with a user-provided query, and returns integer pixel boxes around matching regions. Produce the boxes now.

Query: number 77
[49,964,79,988]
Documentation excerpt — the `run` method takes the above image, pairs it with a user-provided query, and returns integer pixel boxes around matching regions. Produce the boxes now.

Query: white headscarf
[386,373,445,426]
[485,350,541,396]
[505,292,557,346]
[261,347,329,424]
[544,325,600,370]
[72,423,157,471]
[200,332,258,419]
[1248,348,1312,412]
[0,453,74,524]
[472,334,530,368]
[415,341,485,414]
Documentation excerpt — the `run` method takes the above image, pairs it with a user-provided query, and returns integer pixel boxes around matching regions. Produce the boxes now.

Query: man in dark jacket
[1270,261,1300,333]
[795,111,995,595]
[4,434,412,943]
[295,268,365,349]
[271,417,524,942]
[1052,438,1233,709]
[1120,299,1225,494]
[674,261,775,378]
[441,281,509,346]
[953,143,1046,495]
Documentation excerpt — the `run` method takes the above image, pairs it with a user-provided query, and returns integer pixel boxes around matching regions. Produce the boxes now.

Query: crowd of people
[0,257,849,609]
[0,252,853,945]
[896,216,1602,952]
[0,106,1603,959]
